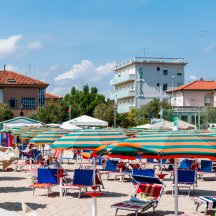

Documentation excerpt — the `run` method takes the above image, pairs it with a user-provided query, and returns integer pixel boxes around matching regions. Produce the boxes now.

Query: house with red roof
[0,70,50,117]
[167,79,216,107]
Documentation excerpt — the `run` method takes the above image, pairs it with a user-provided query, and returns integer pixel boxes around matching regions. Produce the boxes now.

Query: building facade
[167,80,216,125]
[168,80,216,107]
[0,70,49,117]
[110,57,186,113]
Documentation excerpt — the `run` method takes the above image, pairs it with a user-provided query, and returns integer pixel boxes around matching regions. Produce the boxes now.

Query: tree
[127,108,137,127]
[0,103,13,121]
[29,100,62,123]
[200,107,216,128]
[93,100,114,126]
[62,84,105,121]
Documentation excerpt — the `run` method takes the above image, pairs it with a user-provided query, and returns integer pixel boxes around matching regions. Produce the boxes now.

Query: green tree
[127,108,137,127]
[93,100,114,126]
[0,103,13,121]
[200,107,216,128]
[29,100,62,123]
[62,84,105,121]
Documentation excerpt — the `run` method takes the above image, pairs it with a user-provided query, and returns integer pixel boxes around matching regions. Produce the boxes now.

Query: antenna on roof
[3,65,6,71]
[143,48,148,58]
[27,64,31,76]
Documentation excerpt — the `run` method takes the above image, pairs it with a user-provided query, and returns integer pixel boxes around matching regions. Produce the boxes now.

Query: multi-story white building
[110,57,187,113]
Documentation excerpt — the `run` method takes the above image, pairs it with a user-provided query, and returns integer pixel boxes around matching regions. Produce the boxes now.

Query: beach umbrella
[29,130,70,145]
[51,130,128,216]
[95,134,216,216]
[50,131,127,150]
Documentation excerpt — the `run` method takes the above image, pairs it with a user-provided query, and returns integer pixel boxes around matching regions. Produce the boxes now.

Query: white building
[110,57,187,113]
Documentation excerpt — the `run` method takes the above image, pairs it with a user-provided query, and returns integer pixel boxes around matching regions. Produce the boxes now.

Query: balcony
[115,89,136,99]
[110,74,136,85]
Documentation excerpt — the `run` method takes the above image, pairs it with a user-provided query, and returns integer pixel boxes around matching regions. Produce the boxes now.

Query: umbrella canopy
[102,134,216,159]
[29,130,70,145]
[50,131,128,150]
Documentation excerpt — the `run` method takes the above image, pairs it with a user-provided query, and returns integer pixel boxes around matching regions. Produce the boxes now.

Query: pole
[69,104,71,120]
[114,103,117,128]
[174,158,178,216]
[92,157,97,216]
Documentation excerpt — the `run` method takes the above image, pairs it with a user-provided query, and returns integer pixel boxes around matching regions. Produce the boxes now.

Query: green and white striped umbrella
[50,131,128,150]
[29,130,70,145]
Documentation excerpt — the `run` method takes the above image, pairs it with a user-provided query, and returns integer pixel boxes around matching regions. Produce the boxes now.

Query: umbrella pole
[92,157,97,216]
[174,158,178,216]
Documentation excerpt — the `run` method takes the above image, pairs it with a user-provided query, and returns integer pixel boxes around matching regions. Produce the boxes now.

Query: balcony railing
[110,74,136,85]
[115,89,136,99]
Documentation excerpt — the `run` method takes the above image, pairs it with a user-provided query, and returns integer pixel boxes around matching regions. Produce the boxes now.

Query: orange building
[0,70,49,117]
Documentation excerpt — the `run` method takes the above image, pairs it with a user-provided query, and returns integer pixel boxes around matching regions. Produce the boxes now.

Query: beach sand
[0,163,216,216]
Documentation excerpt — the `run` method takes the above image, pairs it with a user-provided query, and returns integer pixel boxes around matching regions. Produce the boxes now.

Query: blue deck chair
[30,168,60,196]
[63,169,101,198]
[99,160,119,180]
[179,159,194,169]
[132,175,162,185]
[132,169,155,177]
[147,158,154,163]
[172,169,196,196]
[200,160,213,173]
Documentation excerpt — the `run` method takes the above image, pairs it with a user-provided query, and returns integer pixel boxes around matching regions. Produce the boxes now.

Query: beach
[0,163,216,216]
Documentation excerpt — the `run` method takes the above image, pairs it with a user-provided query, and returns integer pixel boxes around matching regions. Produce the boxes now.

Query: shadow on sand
[0,202,46,211]
[122,210,184,216]
[0,187,32,193]
[0,176,26,181]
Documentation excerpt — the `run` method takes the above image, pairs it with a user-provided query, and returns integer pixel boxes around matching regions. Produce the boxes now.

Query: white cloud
[0,34,23,58]
[27,41,42,50]
[96,62,116,76]
[0,35,42,59]
[55,60,94,81]
[189,75,197,80]
[203,42,215,52]
[49,64,59,71]
[5,64,17,71]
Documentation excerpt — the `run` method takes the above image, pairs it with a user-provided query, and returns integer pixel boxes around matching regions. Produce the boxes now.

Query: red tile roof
[45,92,63,99]
[0,70,48,86]
[168,80,216,93]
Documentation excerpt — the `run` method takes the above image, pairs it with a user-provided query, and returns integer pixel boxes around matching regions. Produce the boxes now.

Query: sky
[0,0,216,97]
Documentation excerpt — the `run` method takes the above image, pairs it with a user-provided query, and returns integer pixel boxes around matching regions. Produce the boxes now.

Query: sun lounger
[111,175,164,216]
[194,196,216,216]
[62,169,102,198]
[172,169,196,196]
[99,160,119,180]
[30,168,63,196]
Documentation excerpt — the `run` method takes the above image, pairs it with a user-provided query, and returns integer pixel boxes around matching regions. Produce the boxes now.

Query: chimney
[3,65,6,71]
[200,77,203,81]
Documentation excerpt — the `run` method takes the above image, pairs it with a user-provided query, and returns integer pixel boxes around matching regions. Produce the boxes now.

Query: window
[177,69,183,76]
[156,83,160,87]
[163,84,168,91]
[21,97,35,109]
[38,88,45,106]
[157,67,160,71]
[177,82,182,87]
[163,69,168,75]
[8,98,17,108]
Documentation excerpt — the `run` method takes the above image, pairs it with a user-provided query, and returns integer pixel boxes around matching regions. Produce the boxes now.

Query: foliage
[0,103,13,121]
[62,85,105,121]
[200,107,216,128]
[29,100,62,123]
[135,98,172,125]
[93,100,114,126]
[117,113,131,128]
[127,108,137,127]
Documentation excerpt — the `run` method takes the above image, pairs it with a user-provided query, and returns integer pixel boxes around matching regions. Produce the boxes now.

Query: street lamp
[171,76,175,107]
[114,95,117,128]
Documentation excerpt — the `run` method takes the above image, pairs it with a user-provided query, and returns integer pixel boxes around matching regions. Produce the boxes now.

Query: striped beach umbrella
[50,131,128,150]
[29,130,70,145]
[96,134,216,216]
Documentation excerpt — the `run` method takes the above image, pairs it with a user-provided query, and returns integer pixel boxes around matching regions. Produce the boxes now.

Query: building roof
[0,70,48,87]
[45,92,63,99]
[167,80,216,93]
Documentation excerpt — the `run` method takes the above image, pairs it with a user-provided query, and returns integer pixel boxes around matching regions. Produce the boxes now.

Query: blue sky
[0,0,216,97]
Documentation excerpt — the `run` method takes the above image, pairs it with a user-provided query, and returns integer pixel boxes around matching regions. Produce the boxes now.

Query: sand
[0,163,216,216]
